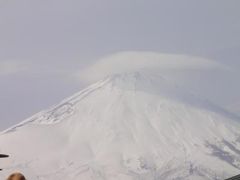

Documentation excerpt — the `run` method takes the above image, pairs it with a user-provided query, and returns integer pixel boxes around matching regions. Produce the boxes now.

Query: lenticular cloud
[78,51,225,83]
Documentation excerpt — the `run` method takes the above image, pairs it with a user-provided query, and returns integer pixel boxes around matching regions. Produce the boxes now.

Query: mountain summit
[0,72,240,180]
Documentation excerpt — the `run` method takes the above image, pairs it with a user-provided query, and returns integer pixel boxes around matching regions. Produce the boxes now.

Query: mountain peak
[105,71,159,90]
[1,72,240,180]
[3,71,238,131]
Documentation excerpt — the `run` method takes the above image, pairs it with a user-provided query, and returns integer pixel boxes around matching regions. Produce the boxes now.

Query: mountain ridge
[0,72,240,180]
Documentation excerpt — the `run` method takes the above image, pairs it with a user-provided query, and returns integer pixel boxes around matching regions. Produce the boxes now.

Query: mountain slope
[0,72,240,180]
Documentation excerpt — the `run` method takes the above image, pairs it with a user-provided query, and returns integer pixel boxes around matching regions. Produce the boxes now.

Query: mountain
[0,72,240,180]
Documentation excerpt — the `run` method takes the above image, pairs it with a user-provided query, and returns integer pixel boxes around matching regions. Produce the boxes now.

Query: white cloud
[0,61,28,76]
[77,51,227,83]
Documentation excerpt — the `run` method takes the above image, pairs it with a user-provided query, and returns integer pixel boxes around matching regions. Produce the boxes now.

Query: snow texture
[0,72,240,180]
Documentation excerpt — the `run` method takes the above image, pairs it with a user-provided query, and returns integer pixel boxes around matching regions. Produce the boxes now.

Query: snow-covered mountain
[0,72,240,180]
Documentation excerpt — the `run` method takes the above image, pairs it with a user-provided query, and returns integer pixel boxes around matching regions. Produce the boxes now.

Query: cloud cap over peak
[77,51,226,83]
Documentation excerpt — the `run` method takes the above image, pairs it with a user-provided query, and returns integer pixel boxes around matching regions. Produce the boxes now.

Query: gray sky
[0,0,240,130]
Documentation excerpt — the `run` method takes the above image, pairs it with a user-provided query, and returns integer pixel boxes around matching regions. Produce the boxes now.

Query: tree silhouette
[0,154,9,171]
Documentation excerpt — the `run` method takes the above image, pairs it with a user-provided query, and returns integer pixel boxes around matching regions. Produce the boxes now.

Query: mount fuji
[0,72,240,180]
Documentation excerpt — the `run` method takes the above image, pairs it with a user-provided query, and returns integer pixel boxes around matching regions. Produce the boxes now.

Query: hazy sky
[0,0,240,130]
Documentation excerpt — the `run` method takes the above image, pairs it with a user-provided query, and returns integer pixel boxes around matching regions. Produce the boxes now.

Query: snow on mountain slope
[0,72,240,180]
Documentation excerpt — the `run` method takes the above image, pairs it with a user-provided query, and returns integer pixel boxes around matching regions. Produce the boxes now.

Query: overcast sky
[0,0,240,130]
